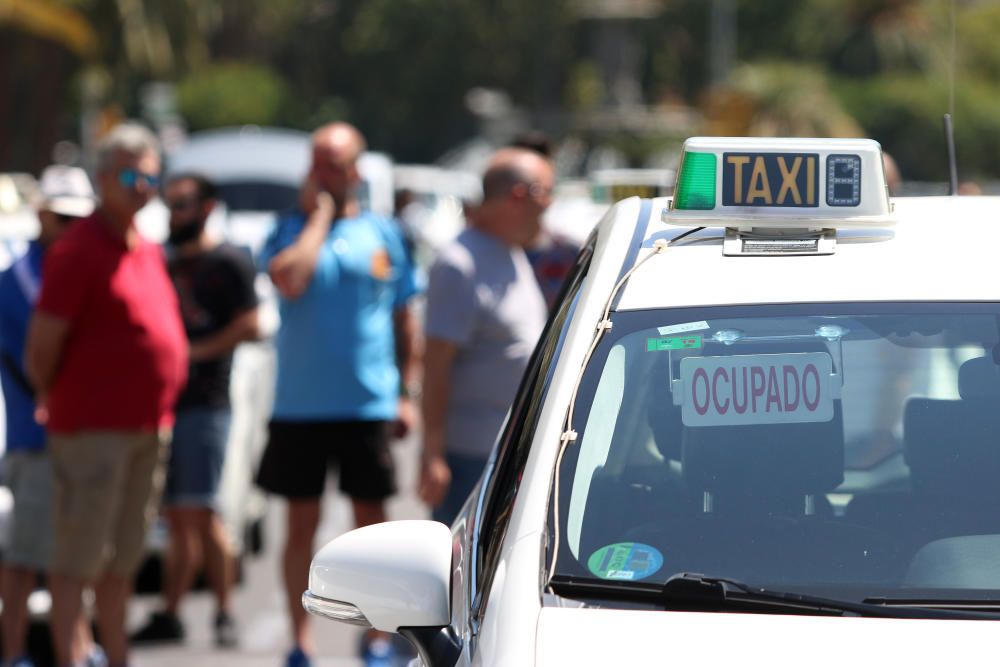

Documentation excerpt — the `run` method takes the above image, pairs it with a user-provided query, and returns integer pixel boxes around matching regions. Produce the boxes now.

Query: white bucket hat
[38,165,96,218]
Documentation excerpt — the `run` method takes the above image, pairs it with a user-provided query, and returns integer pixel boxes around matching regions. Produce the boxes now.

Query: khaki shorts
[4,450,54,570]
[48,430,170,582]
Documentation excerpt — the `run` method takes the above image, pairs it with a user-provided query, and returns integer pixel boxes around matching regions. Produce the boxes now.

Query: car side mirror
[302,519,452,632]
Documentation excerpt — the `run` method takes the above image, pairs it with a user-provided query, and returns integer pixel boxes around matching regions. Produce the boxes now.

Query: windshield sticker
[657,321,710,336]
[587,543,664,582]
[647,335,702,352]
[679,352,834,427]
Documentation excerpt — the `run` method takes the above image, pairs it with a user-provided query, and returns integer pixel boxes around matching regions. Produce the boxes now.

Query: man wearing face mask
[131,173,260,648]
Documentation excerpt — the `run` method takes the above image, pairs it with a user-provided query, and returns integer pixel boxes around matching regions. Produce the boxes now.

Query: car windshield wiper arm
[658,572,916,618]
[550,572,999,620]
[863,596,1000,611]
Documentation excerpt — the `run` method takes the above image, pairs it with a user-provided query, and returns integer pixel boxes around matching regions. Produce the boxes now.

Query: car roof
[166,126,311,186]
[165,126,396,217]
[609,195,1000,311]
[392,164,481,201]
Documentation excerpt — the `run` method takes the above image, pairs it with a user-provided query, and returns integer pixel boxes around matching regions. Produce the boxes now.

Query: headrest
[904,397,1000,500]
[958,356,1000,400]
[680,341,844,500]
[904,536,1000,588]
[647,356,683,461]
[904,357,1000,499]
[682,405,845,499]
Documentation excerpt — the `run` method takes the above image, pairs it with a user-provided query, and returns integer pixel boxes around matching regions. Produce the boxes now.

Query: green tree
[269,0,577,160]
[177,62,288,131]
[724,62,863,138]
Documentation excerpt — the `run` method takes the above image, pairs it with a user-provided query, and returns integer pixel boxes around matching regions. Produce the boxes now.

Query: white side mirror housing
[303,520,452,632]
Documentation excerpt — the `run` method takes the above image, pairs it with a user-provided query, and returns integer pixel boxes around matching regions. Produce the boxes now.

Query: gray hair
[95,123,160,173]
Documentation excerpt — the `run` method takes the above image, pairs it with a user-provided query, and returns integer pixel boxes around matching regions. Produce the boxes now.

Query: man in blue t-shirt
[0,166,103,667]
[255,123,420,667]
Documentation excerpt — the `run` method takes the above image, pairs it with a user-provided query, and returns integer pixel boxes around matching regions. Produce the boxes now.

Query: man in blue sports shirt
[255,123,420,667]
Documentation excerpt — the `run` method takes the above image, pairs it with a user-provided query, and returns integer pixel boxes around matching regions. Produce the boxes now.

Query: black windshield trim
[549,574,1000,620]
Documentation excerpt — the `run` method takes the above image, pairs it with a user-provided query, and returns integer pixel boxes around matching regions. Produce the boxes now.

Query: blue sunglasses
[118,168,160,189]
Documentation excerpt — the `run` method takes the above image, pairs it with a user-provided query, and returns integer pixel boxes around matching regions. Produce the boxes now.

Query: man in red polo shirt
[26,123,188,667]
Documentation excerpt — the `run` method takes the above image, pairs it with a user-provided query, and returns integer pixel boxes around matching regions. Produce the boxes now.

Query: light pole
[710,0,736,87]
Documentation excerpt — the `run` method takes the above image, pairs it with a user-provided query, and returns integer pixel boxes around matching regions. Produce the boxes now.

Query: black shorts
[255,420,396,500]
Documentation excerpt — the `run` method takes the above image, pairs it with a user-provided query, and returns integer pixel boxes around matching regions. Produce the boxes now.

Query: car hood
[535,607,994,665]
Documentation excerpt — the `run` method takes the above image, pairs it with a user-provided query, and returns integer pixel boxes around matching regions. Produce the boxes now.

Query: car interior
[569,312,1000,597]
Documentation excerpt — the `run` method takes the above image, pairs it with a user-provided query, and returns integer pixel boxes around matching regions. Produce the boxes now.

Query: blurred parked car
[162,125,394,250]
[392,164,480,268]
[588,167,674,204]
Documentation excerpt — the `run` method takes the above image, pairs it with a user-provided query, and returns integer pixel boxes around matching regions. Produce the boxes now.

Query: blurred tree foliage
[648,0,1000,180]
[273,0,577,160]
[177,62,287,130]
[837,74,1000,181]
[2,0,1000,179]
[706,62,864,138]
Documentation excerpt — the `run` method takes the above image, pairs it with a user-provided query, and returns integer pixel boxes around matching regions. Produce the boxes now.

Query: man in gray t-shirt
[420,148,552,523]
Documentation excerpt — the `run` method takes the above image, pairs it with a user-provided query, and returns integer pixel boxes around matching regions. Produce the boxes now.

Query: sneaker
[391,634,417,663]
[361,637,394,667]
[214,610,239,648]
[284,647,313,667]
[84,645,108,667]
[360,634,405,667]
[130,611,185,644]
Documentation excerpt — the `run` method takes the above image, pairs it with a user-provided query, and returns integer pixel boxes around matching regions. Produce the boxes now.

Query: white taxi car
[304,137,1000,665]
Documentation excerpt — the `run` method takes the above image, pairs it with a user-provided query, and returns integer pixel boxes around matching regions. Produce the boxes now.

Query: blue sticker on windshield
[587,543,663,581]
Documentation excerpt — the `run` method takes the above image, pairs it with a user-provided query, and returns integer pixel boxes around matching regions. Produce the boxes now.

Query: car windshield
[554,302,1000,604]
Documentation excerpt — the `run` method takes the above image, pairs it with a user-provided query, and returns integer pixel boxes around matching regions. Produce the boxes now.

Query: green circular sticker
[587,542,663,581]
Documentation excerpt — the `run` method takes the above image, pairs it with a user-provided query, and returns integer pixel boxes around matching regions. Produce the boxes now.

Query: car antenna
[944,0,959,196]
[944,114,958,196]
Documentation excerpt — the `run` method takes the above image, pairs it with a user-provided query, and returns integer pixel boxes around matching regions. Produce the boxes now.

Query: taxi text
[722,152,819,208]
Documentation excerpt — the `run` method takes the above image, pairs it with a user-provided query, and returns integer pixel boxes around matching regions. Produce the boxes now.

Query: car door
[460,233,595,658]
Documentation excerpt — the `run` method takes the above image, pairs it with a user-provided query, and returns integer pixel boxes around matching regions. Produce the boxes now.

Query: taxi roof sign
[664,137,894,229]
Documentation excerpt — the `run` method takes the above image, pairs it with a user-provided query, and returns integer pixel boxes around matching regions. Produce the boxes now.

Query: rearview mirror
[302,520,452,632]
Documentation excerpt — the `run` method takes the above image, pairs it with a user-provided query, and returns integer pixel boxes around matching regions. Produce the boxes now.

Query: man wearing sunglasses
[0,165,105,667]
[26,123,188,667]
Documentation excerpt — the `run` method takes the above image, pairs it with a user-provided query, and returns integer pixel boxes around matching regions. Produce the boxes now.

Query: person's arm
[392,304,421,439]
[188,307,261,363]
[419,336,458,508]
[0,282,34,397]
[267,190,334,299]
[25,311,71,423]
[417,252,474,508]
[26,235,91,423]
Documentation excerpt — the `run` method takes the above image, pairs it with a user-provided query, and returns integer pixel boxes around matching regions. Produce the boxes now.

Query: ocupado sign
[679,353,835,427]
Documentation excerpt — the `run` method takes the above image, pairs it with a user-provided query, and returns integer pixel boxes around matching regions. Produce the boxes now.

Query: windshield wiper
[863,597,1000,611]
[549,572,999,620]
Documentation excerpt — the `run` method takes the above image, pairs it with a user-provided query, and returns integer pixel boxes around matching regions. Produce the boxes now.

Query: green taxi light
[673,151,716,211]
